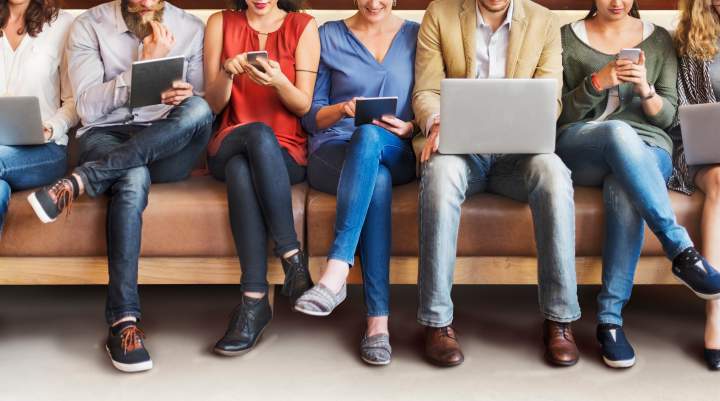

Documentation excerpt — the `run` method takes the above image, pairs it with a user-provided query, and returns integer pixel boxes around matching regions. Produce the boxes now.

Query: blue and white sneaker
[597,324,635,369]
[672,247,720,300]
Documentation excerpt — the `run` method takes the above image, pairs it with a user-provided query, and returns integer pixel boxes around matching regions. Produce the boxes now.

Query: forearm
[204,72,234,114]
[75,71,131,124]
[314,103,346,131]
[275,80,312,117]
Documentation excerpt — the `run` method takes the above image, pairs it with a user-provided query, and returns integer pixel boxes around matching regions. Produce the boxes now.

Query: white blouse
[0,11,78,146]
[571,20,654,123]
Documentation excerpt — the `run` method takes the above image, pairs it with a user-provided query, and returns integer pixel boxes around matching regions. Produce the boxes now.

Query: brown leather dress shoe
[543,320,579,367]
[424,326,465,367]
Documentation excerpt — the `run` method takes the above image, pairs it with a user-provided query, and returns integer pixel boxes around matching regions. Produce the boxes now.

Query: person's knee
[350,124,384,153]
[113,167,151,206]
[527,154,574,197]
[421,155,468,204]
[369,166,393,204]
[180,96,213,127]
[701,166,720,201]
[0,180,10,213]
[244,122,280,151]
[224,155,252,183]
[601,120,642,153]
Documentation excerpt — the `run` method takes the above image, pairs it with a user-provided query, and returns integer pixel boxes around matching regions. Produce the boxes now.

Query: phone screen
[247,51,268,73]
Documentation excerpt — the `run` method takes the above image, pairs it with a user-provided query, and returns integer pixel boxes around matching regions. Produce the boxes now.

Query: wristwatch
[641,84,656,101]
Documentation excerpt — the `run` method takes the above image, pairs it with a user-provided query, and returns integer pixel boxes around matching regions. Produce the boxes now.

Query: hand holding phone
[246,51,268,73]
[617,48,642,64]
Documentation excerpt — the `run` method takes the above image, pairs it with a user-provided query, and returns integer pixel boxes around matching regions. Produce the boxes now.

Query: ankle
[366,316,389,337]
[71,173,85,197]
[282,249,300,260]
[112,316,137,327]
[318,260,349,293]
[244,291,266,299]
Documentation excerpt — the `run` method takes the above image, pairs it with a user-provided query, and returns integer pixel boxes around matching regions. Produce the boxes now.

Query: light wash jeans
[417,152,581,327]
[557,120,694,326]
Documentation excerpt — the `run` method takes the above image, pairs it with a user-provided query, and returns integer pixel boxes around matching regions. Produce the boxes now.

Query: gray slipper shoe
[360,333,392,366]
[293,283,347,317]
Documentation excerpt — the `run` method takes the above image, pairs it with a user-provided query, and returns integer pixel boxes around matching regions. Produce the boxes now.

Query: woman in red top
[204,0,319,356]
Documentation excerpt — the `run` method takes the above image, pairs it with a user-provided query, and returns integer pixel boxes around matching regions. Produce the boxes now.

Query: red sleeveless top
[208,11,313,165]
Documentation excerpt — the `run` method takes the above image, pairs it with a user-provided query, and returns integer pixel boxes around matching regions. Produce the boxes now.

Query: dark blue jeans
[76,97,213,325]
[0,143,67,235]
[307,124,416,317]
[208,122,305,294]
[557,120,694,326]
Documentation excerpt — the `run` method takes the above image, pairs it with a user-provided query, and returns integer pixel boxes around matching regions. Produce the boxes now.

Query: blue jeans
[557,120,694,326]
[76,97,213,325]
[418,152,580,326]
[0,143,67,235]
[307,124,416,317]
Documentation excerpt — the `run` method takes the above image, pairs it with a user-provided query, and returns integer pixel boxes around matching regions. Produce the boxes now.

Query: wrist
[640,84,656,100]
[591,73,604,92]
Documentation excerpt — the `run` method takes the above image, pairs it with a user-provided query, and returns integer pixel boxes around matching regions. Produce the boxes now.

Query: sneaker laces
[119,325,146,354]
[50,179,75,217]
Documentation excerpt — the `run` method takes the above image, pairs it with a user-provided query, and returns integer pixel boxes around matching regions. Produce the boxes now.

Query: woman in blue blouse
[295,0,419,366]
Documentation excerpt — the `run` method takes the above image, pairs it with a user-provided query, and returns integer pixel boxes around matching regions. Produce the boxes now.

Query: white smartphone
[617,48,642,63]
[246,50,268,73]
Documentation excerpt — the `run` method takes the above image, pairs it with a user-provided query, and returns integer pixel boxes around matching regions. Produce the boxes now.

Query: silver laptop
[679,102,720,166]
[439,79,557,154]
[0,96,45,146]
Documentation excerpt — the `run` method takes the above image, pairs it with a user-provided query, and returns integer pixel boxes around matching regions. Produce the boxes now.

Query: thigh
[207,126,253,182]
[372,130,416,186]
[307,140,348,195]
[77,127,130,164]
[556,122,613,186]
[0,143,68,190]
[488,153,568,202]
[281,148,306,185]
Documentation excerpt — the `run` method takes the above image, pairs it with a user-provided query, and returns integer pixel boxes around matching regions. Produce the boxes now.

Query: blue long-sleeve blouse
[301,19,420,154]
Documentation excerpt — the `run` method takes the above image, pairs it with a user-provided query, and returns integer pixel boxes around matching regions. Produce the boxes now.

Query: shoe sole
[293,305,332,317]
[424,354,464,368]
[673,274,720,301]
[213,324,269,357]
[603,356,636,369]
[361,355,391,366]
[105,346,153,373]
[27,192,56,224]
[545,352,579,367]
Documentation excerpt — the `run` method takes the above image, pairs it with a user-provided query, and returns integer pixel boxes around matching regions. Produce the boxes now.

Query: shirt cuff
[116,70,132,107]
[43,117,68,143]
[425,113,440,136]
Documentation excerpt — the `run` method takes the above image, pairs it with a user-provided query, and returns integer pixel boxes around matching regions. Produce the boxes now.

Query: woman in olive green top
[557,0,720,370]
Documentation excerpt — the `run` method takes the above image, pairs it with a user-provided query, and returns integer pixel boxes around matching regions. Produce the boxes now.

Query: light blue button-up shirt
[66,0,205,136]
[475,0,513,79]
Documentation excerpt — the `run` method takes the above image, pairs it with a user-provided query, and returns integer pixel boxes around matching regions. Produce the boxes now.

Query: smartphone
[246,50,268,73]
[617,48,641,63]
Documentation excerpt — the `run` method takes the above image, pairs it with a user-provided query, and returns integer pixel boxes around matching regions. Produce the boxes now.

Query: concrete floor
[0,284,718,401]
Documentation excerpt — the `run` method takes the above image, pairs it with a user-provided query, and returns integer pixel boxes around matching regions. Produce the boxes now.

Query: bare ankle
[244,291,266,299]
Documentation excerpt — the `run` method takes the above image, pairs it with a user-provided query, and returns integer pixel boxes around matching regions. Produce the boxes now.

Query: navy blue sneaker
[672,247,720,300]
[106,321,153,373]
[597,324,635,369]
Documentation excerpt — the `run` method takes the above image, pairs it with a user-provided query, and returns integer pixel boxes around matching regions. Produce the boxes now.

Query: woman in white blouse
[0,0,77,235]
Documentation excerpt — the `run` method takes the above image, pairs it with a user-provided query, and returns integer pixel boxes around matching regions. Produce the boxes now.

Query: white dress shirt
[425,1,514,134]
[66,0,205,137]
[0,11,78,145]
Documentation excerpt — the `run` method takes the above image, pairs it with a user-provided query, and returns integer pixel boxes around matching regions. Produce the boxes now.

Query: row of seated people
[2,0,720,374]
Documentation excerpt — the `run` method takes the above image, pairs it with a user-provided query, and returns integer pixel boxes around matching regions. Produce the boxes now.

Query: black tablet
[130,56,186,108]
[354,97,398,126]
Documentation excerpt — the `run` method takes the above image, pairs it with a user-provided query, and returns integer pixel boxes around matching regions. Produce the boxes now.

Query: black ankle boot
[213,294,272,356]
[281,250,313,305]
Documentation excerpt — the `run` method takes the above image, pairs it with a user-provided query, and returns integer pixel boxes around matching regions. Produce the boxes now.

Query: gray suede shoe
[293,283,347,317]
[360,334,392,366]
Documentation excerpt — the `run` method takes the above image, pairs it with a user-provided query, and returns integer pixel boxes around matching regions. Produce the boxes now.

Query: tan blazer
[412,0,563,139]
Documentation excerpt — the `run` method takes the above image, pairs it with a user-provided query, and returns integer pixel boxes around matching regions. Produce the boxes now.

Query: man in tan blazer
[413,0,581,367]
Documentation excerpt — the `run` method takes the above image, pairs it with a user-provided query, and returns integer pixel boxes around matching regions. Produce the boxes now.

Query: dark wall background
[58,1,679,10]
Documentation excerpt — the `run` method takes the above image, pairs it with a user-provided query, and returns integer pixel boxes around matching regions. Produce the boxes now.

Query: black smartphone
[246,50,268,73]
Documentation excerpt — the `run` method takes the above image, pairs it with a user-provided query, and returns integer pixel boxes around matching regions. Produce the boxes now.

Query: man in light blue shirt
[27,0,213,374]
